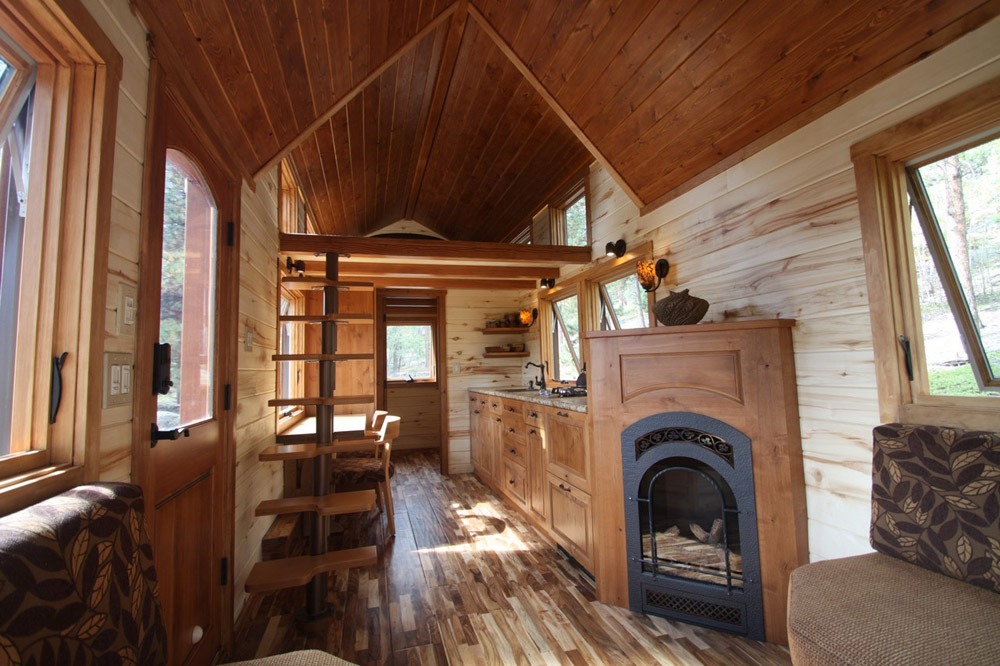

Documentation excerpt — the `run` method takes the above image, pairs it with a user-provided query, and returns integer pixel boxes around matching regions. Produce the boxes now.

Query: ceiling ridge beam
[252,2,460,182]
[404,0,470,220]
[280,233,591,264]
[466,4,646,211]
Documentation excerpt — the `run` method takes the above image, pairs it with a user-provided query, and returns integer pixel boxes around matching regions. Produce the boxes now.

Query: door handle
[151,423,190,448]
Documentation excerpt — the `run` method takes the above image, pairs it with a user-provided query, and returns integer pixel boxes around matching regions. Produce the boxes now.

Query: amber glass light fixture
[637,258,670,293]
[520,308,538,327]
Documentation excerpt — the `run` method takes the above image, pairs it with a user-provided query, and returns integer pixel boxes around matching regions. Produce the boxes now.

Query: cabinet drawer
[522,404,543,427]
[487,396,503,415]
[502,436,527,464]
[502,459,527,505]
[502,399,522,418]
[546,408,590,493]
[501,414,526,443]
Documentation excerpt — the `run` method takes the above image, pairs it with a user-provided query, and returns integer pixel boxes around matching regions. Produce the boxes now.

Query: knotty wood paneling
[89,0,149,483]
[581,18,1000,566]
[233,169,282,618]
[386,385,441,451]
[444,289,539,474]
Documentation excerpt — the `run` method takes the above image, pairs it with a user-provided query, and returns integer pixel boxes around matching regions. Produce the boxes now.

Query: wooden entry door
[134,81,237,666]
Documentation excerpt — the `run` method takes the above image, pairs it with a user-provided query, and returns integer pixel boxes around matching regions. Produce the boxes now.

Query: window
[564,195,588,247]
[852,77,1000,428]
[0,0,121,509]
[906,142,999,396]
[551,292,581,380]
[386,324,436,382]
[276,287,304,420]
[0,78,34,457]
[598,271,649,330]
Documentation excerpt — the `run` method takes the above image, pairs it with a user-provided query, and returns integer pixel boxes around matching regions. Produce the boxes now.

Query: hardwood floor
[226,451,791,665]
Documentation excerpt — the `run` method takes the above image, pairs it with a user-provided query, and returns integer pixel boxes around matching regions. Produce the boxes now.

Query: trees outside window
[386,324,436,382]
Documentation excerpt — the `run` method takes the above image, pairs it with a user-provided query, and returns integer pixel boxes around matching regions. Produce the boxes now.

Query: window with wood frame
[382,294,440,385]
[539,242,653,384]
[0,0,120,510]
[852,77,1000,429]
[279,160,313,234]
[276,285,304,421]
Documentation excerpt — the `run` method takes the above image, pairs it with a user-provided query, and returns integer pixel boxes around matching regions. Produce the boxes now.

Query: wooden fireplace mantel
[586,319,807,645]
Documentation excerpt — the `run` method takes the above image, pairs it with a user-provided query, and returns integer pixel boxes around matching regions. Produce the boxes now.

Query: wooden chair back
[378,415,401,474]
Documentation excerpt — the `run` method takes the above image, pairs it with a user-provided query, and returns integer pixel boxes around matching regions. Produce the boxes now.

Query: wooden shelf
[255,490,376,517]
[268,395,375,407]
[483,352,530,358]
[481,327,532,334]
[281,276,374,291]
[279,313,374,324]
[244,546,378,593]
[272,353,375,362]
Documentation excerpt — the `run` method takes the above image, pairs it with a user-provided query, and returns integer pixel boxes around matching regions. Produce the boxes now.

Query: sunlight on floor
[414,502,529,554]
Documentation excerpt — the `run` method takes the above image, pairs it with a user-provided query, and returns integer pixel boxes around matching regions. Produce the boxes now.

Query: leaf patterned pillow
[871,423,1000,593]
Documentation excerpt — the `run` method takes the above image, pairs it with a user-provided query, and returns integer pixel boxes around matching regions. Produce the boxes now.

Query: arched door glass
[157,148,218,429]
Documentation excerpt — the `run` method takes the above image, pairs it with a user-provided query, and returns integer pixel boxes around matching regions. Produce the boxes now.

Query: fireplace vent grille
[645,589,743,628]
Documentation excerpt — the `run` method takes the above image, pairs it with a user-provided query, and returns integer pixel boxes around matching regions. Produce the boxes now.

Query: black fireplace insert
[622,412,764,640]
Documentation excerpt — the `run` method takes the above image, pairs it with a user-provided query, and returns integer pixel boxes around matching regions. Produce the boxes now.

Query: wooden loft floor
[226,451,791,665]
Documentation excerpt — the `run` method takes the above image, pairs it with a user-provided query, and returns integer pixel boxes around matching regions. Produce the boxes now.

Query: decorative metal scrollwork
[635,427,734,466]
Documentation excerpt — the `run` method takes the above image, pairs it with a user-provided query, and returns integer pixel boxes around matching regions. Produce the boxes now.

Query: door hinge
[224,383,232,411]
[226,221,235,246]
[220,557,228,586]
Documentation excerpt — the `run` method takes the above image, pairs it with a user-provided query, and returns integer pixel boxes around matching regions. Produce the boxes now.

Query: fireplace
[622,412,763,639]
[586,321,807,644]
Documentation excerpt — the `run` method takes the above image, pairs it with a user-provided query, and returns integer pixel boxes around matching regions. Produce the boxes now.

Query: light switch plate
[116,283,137,336]
[244,327,254,352]
[103,352,133,408]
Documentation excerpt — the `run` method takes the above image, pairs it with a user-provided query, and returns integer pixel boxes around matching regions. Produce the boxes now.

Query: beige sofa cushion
[788,553,1000,665]
[225,649,356,666]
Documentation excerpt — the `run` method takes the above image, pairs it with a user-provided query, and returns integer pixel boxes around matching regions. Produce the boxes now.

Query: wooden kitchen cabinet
[547,473,593,570]
[546,408,590,493]
[527,424,547,524]
[470,394,497,484]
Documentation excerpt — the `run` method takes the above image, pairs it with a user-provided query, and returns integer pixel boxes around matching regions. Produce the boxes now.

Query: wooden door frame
[131,57,240,657]
[376,288,449,474]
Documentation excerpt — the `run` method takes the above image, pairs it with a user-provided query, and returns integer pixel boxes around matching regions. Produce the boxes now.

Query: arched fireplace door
[621,412,764,640]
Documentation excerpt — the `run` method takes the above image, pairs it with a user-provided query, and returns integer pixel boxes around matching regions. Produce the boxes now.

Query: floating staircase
[247,252,378,626]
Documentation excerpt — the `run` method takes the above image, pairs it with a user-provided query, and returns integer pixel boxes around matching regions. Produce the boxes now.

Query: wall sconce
[285,257,306,276]
[540,278,555,289]
[636,258,670,293]
[519,308,538,327]
[605,239,627,258]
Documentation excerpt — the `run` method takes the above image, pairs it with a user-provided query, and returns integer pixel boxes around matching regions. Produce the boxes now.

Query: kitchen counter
[469,387,588,413]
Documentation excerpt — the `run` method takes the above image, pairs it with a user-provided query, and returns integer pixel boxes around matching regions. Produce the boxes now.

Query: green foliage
[386,324,434,380]
[565,197,588,247]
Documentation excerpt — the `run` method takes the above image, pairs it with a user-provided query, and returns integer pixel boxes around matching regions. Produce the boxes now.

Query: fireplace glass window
[637,457,743,589]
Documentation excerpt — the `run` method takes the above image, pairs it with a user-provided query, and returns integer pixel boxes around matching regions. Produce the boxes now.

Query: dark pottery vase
[652,289,709,326]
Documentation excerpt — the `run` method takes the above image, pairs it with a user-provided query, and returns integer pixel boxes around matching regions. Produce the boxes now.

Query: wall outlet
[103,352,133,408]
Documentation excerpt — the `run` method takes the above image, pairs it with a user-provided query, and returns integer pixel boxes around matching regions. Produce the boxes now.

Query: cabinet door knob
[473,410,480,414]
[556,411,569,417]
[558,483,571,493]
[529,429,536,435]
[530,412,538,418]
[508,428,515,433]
[509,448,516,454]
[509,478,515,485]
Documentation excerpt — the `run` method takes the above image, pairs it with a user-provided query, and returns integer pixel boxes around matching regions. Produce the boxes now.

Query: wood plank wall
[87,0,149,482]
[232,171,282,616]
[582,17,1000,562]
[444,289,538,473]
[386,384,440,450]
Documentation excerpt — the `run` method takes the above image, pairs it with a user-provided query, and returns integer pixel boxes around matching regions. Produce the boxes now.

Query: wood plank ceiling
[134,0,1000,239]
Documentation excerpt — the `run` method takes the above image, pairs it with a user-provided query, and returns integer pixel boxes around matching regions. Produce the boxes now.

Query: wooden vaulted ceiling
[134,0,1000,240]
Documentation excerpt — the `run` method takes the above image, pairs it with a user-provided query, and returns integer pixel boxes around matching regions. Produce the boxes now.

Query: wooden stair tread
[245,546,378,593]
[279,313,373,323]
[281,276,374,291]
[268,396,375,407]
[259,438,377,461]
[255,490,376,517]
[272,353,375,362]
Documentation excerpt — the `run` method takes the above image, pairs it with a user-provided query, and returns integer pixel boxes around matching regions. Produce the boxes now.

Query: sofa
[787,423,1000,665]
[0,482,353,666]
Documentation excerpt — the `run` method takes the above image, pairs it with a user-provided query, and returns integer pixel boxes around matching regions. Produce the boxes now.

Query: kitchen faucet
[525,361,547,390]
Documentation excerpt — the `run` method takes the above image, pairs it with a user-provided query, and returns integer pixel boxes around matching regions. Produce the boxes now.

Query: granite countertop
[470,387,588,413]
